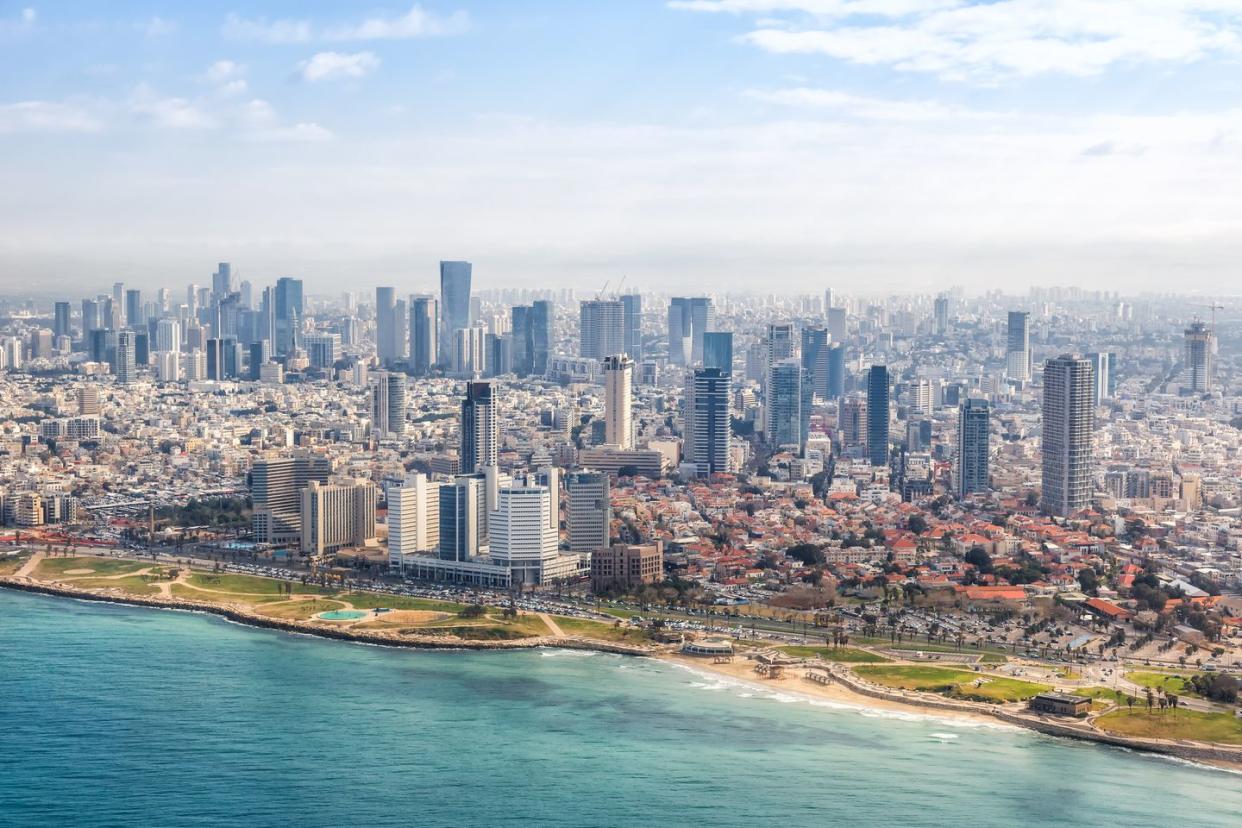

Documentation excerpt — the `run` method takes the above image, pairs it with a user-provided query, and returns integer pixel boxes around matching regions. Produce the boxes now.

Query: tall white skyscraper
[155,318,181,353]
[488,485,559,586]
[1006,311,1031,382]
[579,299,624,359]
[603,354,634,450]
[1041,355,1095,517]
[371,371,407,438]
[461,381,498,473]
[388,473,441,571]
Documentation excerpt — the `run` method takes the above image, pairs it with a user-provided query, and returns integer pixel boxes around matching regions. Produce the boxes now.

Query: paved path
[14,552,43,579]
[539,613,566,638]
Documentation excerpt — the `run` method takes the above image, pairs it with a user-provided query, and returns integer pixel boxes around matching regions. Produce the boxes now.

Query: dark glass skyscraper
[801,326,829,397]
[409,296,438,376]
[685,367,730,475]
[667,297,714,365]
[461,381,497,473]
[827,343,845,399]
[274,277,303,355]
[866,365,890,467]
[956,397,990,498]
[439,261,473,364]
[53,301,71,339]
[511,304,532,376]
[376,286,397,365]
[621,294,642,361]
[531,300,551,375]
[703,331,733,374]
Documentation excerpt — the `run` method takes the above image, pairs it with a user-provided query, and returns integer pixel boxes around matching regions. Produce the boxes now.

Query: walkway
[539,613,567,638]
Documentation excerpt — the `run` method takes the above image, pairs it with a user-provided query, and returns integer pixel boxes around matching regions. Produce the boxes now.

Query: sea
[1,589,1238,828]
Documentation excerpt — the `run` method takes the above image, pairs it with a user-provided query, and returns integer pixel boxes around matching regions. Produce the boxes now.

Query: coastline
[4,575,1241,772]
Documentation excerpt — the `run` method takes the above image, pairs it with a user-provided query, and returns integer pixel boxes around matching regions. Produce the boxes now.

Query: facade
[956,397,990,498]
[866,365,890,467]
[376,286,397,364]
[1006,310,1031,382]
[387,473,441,571]
[461,380,498,473]
[591,543,663,593]
[840,395,867,450]
[702,331,733,374]
[438,474,487,562]
[114,330,136,385]
[371,371,407,438]
[1085,351,1112,405]
[765,359,809,449]
[621,294,643,361]
[667,297,714,365]
[250,455,331,545]
[488,485,559,586]
[684,367,730,476]
[439,261,473,365]
[1183,321,1214,393]
[409,295,438,376]
[603,354,634,449]
[801,326,829,397]
[300,479,378,556]
[566,471,611,553]
[579,299,624,359]
[1041,354,1096,517]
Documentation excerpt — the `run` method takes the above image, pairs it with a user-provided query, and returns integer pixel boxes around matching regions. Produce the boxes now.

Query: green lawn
[335,592,465,613]
[36,557,148,578]
[778,645,890,663]
[256,599,348,620]
[950,676,1051,703]
[185,572,323,595]
[853,665,1048,702]
[1126,671,1201,697]
[1095,708,1242,745]
[978,653,1010,664]
[555,616,651,643]
[67,575,162,595]
[170,584,286,604]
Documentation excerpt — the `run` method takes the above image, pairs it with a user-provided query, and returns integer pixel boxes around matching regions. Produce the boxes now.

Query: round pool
[317,610,368,621]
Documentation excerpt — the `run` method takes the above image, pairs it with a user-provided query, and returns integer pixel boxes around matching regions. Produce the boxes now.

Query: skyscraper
[531,299,552,376]
[461,380,498,473]
[371,371,407,438]
[155,318,181,353]
[489,485,559,586]
[566,471,610,553]
[274,276,303,355]
[621,294,643,361]
[866,365,890,467]
[684,367,730,476]
[956,398,990,499]
[113,282,125,328]
[125,289,143,331]
[840,395,867,450]
[801,326,829,397]
[1041,355,1095,517]
[409,296,438,376]
[1006,311,1031,382]
[766,359,809,449]
[826,307,847,344]
[212,262,233,300]
[702,331,733,374]
[376,286,397,365]
[53,302,71,339]
[1183,320,1214,393]
[1085,351,1112,406]
[81,299,100,337]
[667,297,714,365]
[387,473,441,571]
[826,343,845,399]
[510,304,533,376]
[250,455,331,545]
[114,330,136,385]
[305,333,341,370]
[438,474,487,562]
[603,354,634,449]
[440,261,473,364]
[933,294,950,336]
[299,479,378,556]
[579,299,624,359]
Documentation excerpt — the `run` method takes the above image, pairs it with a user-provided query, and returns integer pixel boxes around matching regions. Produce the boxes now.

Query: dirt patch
[63,569,96,575]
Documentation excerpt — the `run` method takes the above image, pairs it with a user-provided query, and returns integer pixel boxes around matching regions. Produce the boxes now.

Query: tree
[965,546,993,574]
[907,515,928,535]
[1077,568,1099,596]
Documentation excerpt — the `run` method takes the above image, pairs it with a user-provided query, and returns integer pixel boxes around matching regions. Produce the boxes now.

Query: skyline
[4,1,1242,293]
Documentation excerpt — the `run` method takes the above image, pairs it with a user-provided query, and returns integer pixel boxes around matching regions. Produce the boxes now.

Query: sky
[3,1,1242,296]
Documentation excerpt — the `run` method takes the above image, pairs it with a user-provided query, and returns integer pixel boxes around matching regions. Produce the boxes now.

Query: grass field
[853,665,1049,702]
[170,584,287,604]
[1126,671,1202,697]
[336,592,465,613]
[554,617,651,643]
[35,557,149,578]
[185,572,325,595]
[256,599,347,620]
[1095,708,1242,744]
[0,550,32,575]
[66,574,162,595]
[777,645,890,663]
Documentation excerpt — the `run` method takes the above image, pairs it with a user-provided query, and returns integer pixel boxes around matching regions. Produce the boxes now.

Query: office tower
[461,380,498,473]
[839,396,868,450]
[155,318,181,353]
[667,297,714,365]
[409,296,438,376]
[30,329,52,359]
[827,307,847,344]
[621,294,643,361]
[305,333,341,370]
[300,480,378,556]
[827,343,845,399]
[450,324,486,376]
[114,331,136,385]
[78,386,101,415]
[766,359,810,449]
[274,276,304,355]
[703,331,733,374]
[566,471,610,553]
[1085,352,1112,406]
[134,333,150,367]
[250,455,331,545]
[237,282,250,310]
[439,261,473,364]
[371,371,407,438]
[684,367,730,476]
[376,286,397,364]
[908,378,933,416]
[766,322,795,368]
[866,365,890,467]
[184,349,206,381]
[212,262,233,300]
[933,294,949,336]
[510,304,533,376]
[484,332,509,377]
[388,473,441,570]
[113,282,125,328]
[579,299,624,359]
[155,350,181,382]
[801,326,829,397]
[81,299,100,337]
[489,485,559,585]
[53,302,71,339]
[824,288,834,315]
[205,338,225,381]
[531,300,552,375]
[439,474,487,561]
[125,289,143,331]
[1183,320,1214,393]
[956,398,990,498]
[603,354,634,449]
[1006,310,1031,382]
[87,329,108,364]
[1041,355,1096,517]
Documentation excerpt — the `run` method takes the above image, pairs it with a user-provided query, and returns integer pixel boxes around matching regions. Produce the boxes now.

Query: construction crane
[596,279,610,300]
[1204,303,1224,329]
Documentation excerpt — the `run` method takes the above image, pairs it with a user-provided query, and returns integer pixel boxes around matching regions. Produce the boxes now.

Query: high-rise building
[81,299,100,337]
[274,277,304,355]
[684,367,730,476]
[387,473,441,571]
[461,380,498,473]
[667,297,714,365]
[371,371,407,438]
[300,479,378,556]
[125,289,143,331]
[933,295,950,336]
[113,282,125,328]
[155,318,181,353]
[1006,311,1031,382]
[956,398,990,499]
[1085,351,1112,406]
[579,299,624,359]
[439,261,473,364]
[438,474,487,561]
[305,333,341,370]
[212,262,233,300]
[489,485,559,586]
[250,455,331,545]
[866,365,890,467]
[826,307,847,344]
[766,360,810,449]
[53,301,71,339]
[840,395,867,450]
[114,330,136,385]
[603,354,634,449]
[531,300,552,376]
[826,343,845,399]
[1041,355,1095,517]
[801,326,829,397]
[566,471,610,553]
[1183,320,1214,393]
[702,331,733,374]
[376,286,397,365]
[621,294,643,361]
[510,304,533,376]
[409,295,438,376]
[78,386,101,416]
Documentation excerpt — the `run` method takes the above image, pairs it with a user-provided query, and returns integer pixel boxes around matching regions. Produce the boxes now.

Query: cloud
[238,98,334,142]
[0,6,36,33]
[298,51,380,82]
[224,5,467,43]
[141,16,177,37]
[675,0,1242,81]
[745,87,970,120]
[204,60,248,95]
[0,100,102,133]
[130,86,217,129]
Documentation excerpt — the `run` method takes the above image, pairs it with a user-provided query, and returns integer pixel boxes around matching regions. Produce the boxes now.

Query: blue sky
[3,1,1242,295]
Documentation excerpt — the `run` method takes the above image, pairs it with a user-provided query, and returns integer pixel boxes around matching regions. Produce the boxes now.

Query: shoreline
[3,575,1241,772]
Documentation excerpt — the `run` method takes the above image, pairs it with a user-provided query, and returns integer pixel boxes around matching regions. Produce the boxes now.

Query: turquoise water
[317,609,368,620]
[0,590,1238,828]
